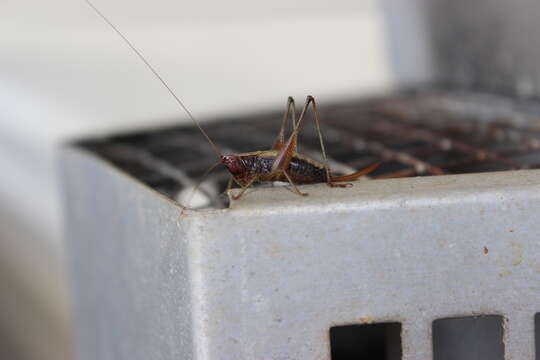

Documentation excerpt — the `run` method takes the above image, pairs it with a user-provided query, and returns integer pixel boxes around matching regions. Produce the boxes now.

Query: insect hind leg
[328,182,352,188]
[293,96,340,187]
[283,171,308,197]
[272,96,297,150]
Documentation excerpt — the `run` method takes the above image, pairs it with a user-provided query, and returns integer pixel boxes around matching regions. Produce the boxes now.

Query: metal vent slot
[534,312,540,360]
[432,316,505,360]
[329,323,402,360]
[83,90,540,208]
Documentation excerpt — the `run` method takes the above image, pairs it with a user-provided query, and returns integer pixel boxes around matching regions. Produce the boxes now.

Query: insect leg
[274,96,335,185]
[271,97,297,150]
[230,177,256,200]
[304,96,334,186]
[217,176,235,200]
[226,176,234,192]
[283,171,308,197]
[270,95,319,174]
[307,97,381,185]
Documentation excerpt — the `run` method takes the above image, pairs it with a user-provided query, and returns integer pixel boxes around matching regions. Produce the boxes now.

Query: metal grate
[82,89,540,208]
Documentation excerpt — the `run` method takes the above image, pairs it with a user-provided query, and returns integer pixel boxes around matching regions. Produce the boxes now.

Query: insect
[85,0,380,202]
[220,95,380,199]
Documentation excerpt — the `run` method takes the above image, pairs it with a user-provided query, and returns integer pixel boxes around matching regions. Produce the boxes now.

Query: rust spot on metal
[358,316,373,324]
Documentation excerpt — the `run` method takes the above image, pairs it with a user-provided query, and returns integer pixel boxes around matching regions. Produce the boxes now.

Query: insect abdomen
[286,156,327,183]
[242,155,326,184]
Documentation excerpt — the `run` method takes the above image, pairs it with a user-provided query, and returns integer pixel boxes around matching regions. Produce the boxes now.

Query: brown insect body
[219,96,380,199]
[222,150,327,186]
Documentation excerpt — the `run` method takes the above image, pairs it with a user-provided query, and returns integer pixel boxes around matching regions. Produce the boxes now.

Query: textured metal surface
[82,90,540,209]
[62,145,540,360]
[62,148,195,360]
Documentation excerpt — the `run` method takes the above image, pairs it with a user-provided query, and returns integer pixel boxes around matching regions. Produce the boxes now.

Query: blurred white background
[0,0,431,358]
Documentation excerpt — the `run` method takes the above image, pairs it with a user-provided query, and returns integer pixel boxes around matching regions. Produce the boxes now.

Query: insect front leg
[226,176,234,192]
[230,177,256,200]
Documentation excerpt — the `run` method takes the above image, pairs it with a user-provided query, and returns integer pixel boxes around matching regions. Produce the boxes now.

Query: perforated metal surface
[83,90,540,208]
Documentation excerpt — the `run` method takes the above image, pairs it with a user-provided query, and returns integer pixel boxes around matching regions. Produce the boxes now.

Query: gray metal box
[62,146,540,360]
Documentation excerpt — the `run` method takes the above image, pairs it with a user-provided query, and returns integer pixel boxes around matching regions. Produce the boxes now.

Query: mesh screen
[82,90,540,208]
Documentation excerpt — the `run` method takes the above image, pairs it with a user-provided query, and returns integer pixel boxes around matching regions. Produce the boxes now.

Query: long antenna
[84,0,222,158]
